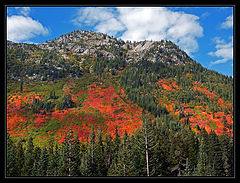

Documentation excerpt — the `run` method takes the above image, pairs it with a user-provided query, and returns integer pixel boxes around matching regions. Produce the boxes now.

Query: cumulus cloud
[73,7,203,55]
[208,37,233,66]
[7,15,49,42]
[73,7,126,36]
[221,15,233,29]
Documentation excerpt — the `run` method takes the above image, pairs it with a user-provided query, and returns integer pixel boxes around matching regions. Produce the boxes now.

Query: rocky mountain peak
[8,30,194,66]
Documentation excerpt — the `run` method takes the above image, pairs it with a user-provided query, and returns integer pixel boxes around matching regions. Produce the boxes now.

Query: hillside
[6,30,234,176]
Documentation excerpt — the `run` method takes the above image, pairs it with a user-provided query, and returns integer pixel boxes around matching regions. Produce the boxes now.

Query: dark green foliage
[95,129,108,176]
[37,147,49,176]
[92,49,127,79]
[7,133,18,176]
[15,138,25,176]
[49,90,58,99]
[115,131,136,176]
[22,136,35,176]
[82,126,98,176]
[208,131,225,176]
[57,94,75,110]
[7,121,233,177]
[31,96,55,114]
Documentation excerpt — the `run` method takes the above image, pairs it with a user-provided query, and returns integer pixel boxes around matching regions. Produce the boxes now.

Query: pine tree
[15,138,25,176]
[38,147,49,176]
[184,158,191,176]
[153,122,172,176]
[83,125,97,176]
[131,113,157,176]
[22,136,35,176]
[95,129,107,176]
[220,134,233,176]
[107,126,122,176]
[32,146,41,176]
[127,130,145,176]
[185,128,199,175]
[57,139,68,176]
[208,130,224,176]
[70,135,81,176]
[103,134,113,174]
[6,133,18,176]
[112,131,136,176]
[168,131,186,176]
[193,137,208,176]
[47,144,60,176]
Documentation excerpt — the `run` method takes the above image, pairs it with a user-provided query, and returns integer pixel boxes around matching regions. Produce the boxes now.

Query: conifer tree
[57,138,68,176]
[70,135,81,176]
[208,130,224,176]
[22,136,35,176]
[107,126,122,176]
[193,137,208,176]
[131,113,156,176]
[95,129,107,176]
[112,131,135,176]
[83,125,97,176]
[32,146,41,176]
[47,144,60,176]
[220,134,233,176]
[128,129,145,176]
[104,134,113,174]
[185,128,199,174]
[38,147,49,176]
[7,133,18,176]
[15,138,25,176]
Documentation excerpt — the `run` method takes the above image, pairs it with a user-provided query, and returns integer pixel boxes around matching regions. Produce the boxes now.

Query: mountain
[7,30,233,138]
[37,30,192,64]
[6,30,234,176]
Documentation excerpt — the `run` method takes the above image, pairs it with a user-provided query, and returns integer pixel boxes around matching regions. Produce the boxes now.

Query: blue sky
[7,6,233,76]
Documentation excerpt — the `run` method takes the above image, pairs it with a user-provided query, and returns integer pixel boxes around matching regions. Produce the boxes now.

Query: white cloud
[73,7,203,55]
[95,18,125,36]
[208,37,233,66]
[7,15,49,42]
[221,15,233,29]
[72,7,116,27]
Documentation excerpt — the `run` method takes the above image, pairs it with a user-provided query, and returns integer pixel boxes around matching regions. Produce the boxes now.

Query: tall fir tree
[95,129,108,176]
[32,146,42,176]
[83,125,97,176]
[111,131,136,176]
[193,137,209,176]
[220,134,233,176]
[208,130,224,176]
[38,147,49,176]
[22,136,35,176]
[6,133,18,176]
[15,137,25,176]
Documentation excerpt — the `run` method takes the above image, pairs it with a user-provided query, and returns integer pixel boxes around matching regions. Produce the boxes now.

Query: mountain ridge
[8,30,194,66]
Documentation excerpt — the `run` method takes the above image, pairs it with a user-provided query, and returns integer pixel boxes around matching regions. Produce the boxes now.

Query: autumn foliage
[157,78,233,136]
[7,83,143,143]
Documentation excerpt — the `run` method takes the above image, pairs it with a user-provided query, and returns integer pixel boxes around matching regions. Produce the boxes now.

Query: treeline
[7,114,233,177]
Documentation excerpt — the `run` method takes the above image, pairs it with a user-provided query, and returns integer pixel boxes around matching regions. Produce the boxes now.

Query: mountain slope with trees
[6,30,234,177]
